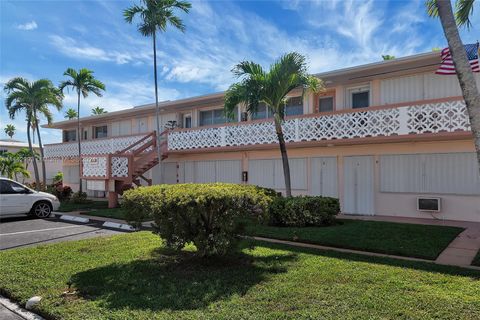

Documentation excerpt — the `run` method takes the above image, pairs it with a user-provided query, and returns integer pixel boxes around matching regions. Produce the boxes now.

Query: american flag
[436,43,480,75]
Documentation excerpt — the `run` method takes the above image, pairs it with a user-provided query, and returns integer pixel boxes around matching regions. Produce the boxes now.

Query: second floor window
[94,125,108,139]
[64,130,76,142]
[199,107,238,126]
[285,96,303,116]
[347,85,370,109]
[184,115,192,128]
[318,96,334,112]
[252,103,274,120]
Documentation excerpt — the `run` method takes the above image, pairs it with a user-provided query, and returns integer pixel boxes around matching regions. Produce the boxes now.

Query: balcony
[167,98,471,151]
[44,132,166,185]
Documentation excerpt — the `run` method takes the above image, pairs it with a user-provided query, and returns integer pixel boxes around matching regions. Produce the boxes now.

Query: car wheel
[32,202,52,218]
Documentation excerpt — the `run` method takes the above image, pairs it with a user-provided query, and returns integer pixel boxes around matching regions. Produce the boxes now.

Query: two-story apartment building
[43,51,480,222]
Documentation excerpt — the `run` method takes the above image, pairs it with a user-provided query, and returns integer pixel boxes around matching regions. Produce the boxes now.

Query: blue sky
[1,0,480,144]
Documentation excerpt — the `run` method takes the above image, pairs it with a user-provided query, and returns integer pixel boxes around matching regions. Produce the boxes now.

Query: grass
[245,219,463,260]
[58,200,108,212]
[58,200,133,221]
[473,250,480,266]
[0,232,478,320]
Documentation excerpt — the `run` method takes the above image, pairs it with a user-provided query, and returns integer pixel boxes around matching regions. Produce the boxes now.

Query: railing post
[397,106,410,135]
[294,118,300,142]
[220,127,226,147]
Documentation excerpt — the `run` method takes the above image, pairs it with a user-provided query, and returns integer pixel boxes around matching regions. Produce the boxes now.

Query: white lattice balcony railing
[44,133,155,159]
[167,99,471,151]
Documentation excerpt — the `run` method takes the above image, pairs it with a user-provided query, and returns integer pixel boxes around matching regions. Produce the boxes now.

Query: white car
[0,177,60,218]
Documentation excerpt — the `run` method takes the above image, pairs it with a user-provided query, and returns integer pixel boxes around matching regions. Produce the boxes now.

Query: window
[318,96,334,112]
[199,107,238,126]
[184,115,192,128]
[63,130,76,142]
[94,126,108,139]
[285,96,303,116]
[252,103,273,120]
[84,130,88,140]
[347,85,370,109]
[352,91,369,109]
[0,180,26,194]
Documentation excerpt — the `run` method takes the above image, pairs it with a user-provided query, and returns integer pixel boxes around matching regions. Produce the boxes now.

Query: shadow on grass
[70,246,297,311]
[253,240,480,279]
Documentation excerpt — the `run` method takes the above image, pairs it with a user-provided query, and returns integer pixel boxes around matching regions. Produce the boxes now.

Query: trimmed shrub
[269,196,339,227]
[123,183,276,256]
[71,191,88,204]
[46,182,73,202]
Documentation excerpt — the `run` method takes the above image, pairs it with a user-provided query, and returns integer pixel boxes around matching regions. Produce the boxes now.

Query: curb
[59,215,89,223]
[53,213,137,232]
[0,295,45,320]
[102,221,136,231]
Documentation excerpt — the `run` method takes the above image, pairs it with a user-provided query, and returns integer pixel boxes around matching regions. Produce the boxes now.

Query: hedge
[269,196,339,227]
[123,183,276,256]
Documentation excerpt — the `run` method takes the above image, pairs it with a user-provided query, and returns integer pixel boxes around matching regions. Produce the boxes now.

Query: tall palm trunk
[153,31,163,183]
[27,119,40,190]
[77,89,83,193]
[437,0,480,175]
[274,114,292,197]
[33,110,47,189]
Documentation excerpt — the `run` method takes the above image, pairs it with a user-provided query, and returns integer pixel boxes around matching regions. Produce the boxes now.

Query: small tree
[91,106,107,115]
[4,124,15,139]
[224,52,323,196]
[382,55,396,60]
[64,108,78,119]
[0,152,30,181]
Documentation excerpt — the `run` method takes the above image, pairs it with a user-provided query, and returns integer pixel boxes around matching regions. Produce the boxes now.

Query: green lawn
[245,219,463,260]
[0,232,478,320]
[58,200,109,212]
[58,200,131,220]
[473,250,480,266]
[81,207,128,220]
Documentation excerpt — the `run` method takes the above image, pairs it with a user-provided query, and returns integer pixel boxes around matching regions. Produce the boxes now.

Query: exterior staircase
[112,130,168,195]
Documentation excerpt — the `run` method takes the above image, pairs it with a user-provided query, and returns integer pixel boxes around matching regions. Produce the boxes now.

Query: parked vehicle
[0,177,60,218]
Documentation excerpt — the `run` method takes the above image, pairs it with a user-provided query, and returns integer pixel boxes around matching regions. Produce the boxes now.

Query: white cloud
[17,21,37,31]
[158,0,418,89]
[49,35,152,65]
[61,78,181,114]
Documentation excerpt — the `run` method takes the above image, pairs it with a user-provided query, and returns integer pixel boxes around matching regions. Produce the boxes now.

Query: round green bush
[123,183,276,257]
[269,196,339,227]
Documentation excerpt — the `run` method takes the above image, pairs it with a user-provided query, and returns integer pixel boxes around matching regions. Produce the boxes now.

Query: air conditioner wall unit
[417,197,441,212]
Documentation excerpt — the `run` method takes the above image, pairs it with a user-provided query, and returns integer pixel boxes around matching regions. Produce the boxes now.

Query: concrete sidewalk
[339,214,480,267]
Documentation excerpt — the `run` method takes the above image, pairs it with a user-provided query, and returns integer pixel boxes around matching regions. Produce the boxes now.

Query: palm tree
[0,152,30,181]
[4,78,62,190]
[4,124,15,139]
[64,108,78,119]
[224,52,323,196]
[59,68,105,193]
[91,106,107,115]
[427,0,480,174]
[32,99,63,187]
[382,55,395,60]
[124,0,191,175]
[16,148,39,183]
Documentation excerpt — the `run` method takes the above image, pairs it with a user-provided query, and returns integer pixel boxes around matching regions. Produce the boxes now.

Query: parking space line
[1,224,97,236]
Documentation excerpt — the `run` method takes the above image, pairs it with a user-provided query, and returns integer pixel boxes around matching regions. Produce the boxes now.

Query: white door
[137,118,148,133]
[311,157,338,197]
[343,156,374,215]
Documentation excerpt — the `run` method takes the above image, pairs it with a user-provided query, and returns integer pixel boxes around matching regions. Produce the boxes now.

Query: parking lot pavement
[0,216,122,250]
